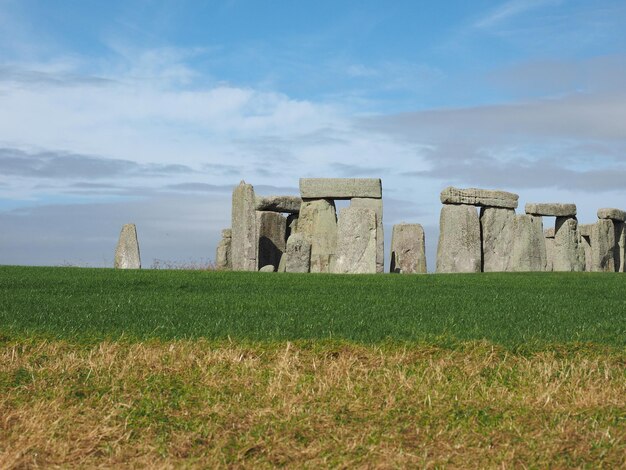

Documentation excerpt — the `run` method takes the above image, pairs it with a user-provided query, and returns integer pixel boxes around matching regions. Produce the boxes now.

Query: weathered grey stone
[259,265,275,272]
[440,187,518,209]
[545,237,555,272]
[350,198,384,273]
[436,204,481,273]
[332,207,377,274]
[256,211,287,271]
[581,234,593,272]
[553,217,585,272]
[114,224,141,269]
[285,233,312,273]
[298,199,338,273]
[589,219,615,272]
[544,227,555,238]
[390,224,426,274]
[597,208,626,222]
[255,195,301,214]
[231,181,257,271]
[277,253,287,273]
[615,222,625,272]
[525,203,576,217]
[579,224,593,237]
[215,229,232,270]
[299,178,382,199]
[510,215,546,272]
[480,207,516,272]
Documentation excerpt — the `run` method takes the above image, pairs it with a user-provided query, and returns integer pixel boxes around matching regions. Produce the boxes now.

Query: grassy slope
[1,265,625,348]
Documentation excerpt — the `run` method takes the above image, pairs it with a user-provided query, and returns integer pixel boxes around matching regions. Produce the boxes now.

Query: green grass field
[1,266,624,467]
[1,265,625,348]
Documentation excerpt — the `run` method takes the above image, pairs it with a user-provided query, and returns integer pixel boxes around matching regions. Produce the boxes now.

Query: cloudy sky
[1,0,625,269]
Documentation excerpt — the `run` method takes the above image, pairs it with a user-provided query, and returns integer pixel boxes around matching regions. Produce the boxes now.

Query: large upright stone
[553,217,585,272]
[285,233,312,273]
[480,207,515,272]
[525,203,576,217]
[256,211,287,271]
[298,199,338,273]
[597,209,626,272]
[215,228,232,270]
[544,228,555,272]
[114,224,141,269]
[390,224,426,274]
[440,187,518,209]
[436,204,481,273]
[510,215,546,272]
[299,178,382,199]
[255,196,301,214]
[332,207,377,274]
[589,219,615,272]
[231,181,257,271]
[350,198,384,273]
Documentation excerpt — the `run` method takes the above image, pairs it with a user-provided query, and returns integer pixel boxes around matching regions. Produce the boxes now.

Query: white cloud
[474,0,563,29]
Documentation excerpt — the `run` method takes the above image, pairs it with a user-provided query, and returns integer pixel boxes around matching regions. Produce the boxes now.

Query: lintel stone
[299,178,382,199]
[440,186,518,209]
[525,203,576,217]
[597,208,626,222]
[255,195,301,214]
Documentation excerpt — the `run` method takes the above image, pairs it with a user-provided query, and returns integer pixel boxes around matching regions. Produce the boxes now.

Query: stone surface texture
[480,207,516,272]
[215,229,232,270]
[440,187,518,209]
[544,227,555,238]
[589,219,616,272]
[510,215,546,272]
[298,198,338,273]
[231,181,257,271]
[285,233,312,273]
[553,217,585,272]
[114,223,141,269]
[436,204,481,273]
[255,196,302,214]
[259,265,275,272]
[525,203,576,217]
[332,207,377,274]
[545,237,555,272]
[615,222,625,272]
[581,234,593,272]
[579,224,593,237]
[390,224,426,274]
[299,178,382,199]
[350,198,384,273]
[256,211,287,271]
[597,208,626,222]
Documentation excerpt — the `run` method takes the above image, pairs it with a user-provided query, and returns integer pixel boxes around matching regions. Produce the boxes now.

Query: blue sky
[1,0,626,267]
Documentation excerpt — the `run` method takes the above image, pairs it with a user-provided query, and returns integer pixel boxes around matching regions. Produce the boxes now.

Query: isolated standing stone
[436,204,481,273]
[231,181,257,271]
[525,203,577,217]
[510,215,546,272]
[553,217,585,272]
[298,198,338,273]
[255,195,301,214]
[299,178,382,199]
[332,207,377,274]
[390,224,426,274]
[285,233,312,273]
[256,211,287,271]
[114,224,141,269]
[544,228,555,272]
[440,187,518,209]
[350,198,384,273]
[589,219,615,272]
[215,228,232,270]
[480,207,515,272]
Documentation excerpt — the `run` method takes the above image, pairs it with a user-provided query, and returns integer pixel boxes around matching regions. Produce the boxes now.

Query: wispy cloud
[474,0,562,29]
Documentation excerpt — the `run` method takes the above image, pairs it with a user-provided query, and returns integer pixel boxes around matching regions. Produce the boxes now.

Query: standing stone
[351,198,384,273]
[480,207,516,272]
[436,204,481,273]
[285,233,312,273]
[114,224,141,269]
[231,181,257,271]
[286,214,299,240]
[215,228,232,270]
[510,215,546,272]
[332,207,377,274]
[298,199,338,273]
[544,228,555,272]
[579,224,593,272]
[589,219,615,272]
[256,211,287,271]
[553,217,585,272]
[390,224,426,274]
[615,222,625,272]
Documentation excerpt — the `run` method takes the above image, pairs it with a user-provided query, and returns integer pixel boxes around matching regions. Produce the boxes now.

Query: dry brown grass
[0,340,624,468]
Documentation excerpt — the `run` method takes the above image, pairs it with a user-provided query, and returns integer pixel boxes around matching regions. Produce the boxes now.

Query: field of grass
[1,266,625,467]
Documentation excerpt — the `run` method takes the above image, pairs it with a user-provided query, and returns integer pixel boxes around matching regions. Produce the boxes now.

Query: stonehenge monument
[218,180,625,276]
[114,224,141,269]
